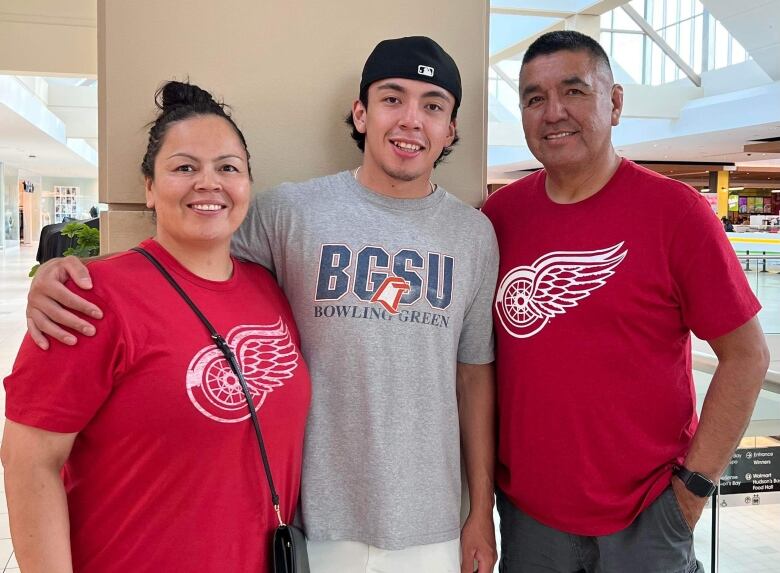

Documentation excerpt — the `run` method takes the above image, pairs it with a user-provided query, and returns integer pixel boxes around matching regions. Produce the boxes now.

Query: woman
[2,81,310,572]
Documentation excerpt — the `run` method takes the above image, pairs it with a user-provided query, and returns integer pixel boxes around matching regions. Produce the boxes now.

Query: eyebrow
[561,75,592,89]
[166,152,245,162]
[520,83,541,100]
[375,82,453,103]
[521,75,592,99]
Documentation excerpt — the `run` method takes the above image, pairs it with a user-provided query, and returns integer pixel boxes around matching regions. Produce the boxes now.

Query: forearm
[456,362,496,517]
[5,465,73,573]
[685,357,767,480]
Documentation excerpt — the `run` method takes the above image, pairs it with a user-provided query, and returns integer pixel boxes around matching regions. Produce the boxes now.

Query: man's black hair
[522,30,612,75]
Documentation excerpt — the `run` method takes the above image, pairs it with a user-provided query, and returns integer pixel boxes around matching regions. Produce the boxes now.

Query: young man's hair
[344,88,460,169]
[522,30,612,76]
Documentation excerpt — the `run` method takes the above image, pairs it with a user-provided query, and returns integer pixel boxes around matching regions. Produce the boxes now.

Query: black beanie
[360,36,462,106]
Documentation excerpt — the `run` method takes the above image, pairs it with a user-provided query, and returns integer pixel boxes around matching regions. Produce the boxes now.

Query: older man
[482,30,768,572]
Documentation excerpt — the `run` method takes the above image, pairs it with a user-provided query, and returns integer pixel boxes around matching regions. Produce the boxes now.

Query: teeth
[546,132,574,140]
[190,204,224,211]
[394,142,421,151]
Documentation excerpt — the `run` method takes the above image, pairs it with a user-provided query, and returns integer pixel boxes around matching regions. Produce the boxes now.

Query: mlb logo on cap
[417,65,435,77]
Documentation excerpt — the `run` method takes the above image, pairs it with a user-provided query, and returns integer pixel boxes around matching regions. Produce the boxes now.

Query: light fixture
[728,187,745,191]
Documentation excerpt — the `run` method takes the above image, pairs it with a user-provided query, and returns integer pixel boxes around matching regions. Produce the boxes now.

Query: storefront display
[53,185,79,223]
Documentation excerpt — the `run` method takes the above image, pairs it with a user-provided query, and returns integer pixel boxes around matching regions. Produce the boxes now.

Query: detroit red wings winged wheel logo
[186,319,299,423]
[495,243,628,339]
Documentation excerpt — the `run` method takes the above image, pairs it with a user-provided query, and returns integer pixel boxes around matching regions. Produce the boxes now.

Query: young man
[25,37,498,573]
[482,30,769,572]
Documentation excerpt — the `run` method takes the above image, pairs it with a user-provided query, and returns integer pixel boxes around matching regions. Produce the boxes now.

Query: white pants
[307,538,461,573]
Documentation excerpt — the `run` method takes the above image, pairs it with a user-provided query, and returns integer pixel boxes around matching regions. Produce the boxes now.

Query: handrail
[692,350,780,394]
[736,255,780,260]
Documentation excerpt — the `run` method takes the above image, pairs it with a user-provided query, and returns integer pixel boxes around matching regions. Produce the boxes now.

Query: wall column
[98,0,490,252]
[709,170,730,218]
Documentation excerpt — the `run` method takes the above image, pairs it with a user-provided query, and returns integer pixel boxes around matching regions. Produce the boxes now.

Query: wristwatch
[673,465,716,497]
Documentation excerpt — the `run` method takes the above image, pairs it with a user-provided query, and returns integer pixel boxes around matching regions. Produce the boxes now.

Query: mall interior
[0,1,779,571]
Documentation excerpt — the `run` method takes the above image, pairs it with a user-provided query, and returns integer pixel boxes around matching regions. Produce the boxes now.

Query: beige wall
[99,0,489,252]
[0,0,96,76]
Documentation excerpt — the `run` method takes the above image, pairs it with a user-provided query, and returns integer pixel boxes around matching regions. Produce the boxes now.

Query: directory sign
[719,447,780,494]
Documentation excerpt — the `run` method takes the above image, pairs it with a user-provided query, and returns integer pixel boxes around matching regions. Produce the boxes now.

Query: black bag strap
[131,246,285,526]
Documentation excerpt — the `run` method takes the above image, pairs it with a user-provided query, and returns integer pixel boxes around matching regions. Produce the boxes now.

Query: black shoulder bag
[132,247,309,573]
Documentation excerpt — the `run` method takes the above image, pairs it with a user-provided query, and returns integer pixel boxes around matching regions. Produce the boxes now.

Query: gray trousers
[496,487,705,573]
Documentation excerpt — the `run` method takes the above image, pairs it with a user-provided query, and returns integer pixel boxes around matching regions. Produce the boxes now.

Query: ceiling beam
[490,7,574,18]
[582,0,632,15]
[621,4,701,86]
[744,141,780,153]
[489,20,566,65]
[490,64,519,95]
[490,0,629,18]
[489,1,630,65]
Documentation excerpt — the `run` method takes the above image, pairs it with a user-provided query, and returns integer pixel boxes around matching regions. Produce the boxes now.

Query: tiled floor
[0,244,778,572]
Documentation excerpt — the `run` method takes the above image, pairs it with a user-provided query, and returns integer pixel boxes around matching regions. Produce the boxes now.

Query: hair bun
[157,80,217,111]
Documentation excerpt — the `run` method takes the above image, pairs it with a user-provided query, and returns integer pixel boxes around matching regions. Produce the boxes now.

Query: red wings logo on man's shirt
[185,319,299,423]
[495,243,628,339]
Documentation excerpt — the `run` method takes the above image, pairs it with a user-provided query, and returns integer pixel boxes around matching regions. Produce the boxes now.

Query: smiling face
[519,49,623,177]
[352,77,457,187]
[145,114,251,253]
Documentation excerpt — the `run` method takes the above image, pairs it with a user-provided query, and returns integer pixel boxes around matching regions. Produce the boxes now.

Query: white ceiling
[0,75,97,179]
[487,1,780,180]
[0,98,97,178]
[2,1,778,184]
[703,0,780,81]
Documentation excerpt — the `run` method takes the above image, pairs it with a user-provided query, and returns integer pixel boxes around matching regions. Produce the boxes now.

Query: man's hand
[27,256,102,350]
[670,477,707,531]
[460,512,497,573]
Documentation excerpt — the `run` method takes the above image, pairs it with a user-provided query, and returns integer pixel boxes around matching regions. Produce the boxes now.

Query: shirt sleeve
[457,220,499,364]
[3,286,128,434]
[669,194,761,340]
[231,189,276,273]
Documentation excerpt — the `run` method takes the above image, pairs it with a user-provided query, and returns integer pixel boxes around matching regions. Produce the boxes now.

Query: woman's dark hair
[344,88,460,169]
[141,80,252,181]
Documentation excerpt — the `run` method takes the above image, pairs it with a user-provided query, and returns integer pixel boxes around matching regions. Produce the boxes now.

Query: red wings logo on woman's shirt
[185,319,299,423]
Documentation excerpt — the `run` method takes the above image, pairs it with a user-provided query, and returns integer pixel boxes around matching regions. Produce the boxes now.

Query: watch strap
[674,465,716,497]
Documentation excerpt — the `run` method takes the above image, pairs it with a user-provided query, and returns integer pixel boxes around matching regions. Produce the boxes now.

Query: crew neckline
[538,157,629,209]
[136,238,241,292]
[340,170,446,211]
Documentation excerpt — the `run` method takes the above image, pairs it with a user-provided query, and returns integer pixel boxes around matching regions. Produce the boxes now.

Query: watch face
[688,473,716,497]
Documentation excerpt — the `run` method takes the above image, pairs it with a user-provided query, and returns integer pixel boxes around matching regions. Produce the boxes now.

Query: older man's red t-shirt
[483,160,760,535]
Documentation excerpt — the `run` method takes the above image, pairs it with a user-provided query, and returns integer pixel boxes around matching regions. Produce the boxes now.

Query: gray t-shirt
[232,170,498,549]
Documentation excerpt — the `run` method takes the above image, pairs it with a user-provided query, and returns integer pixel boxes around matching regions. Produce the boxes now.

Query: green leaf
[61,221,84,238]
[59,222,100,259]
[29,264,40,277]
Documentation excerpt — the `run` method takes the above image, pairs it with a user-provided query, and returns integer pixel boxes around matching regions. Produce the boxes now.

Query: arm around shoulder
[27,255,103,350]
